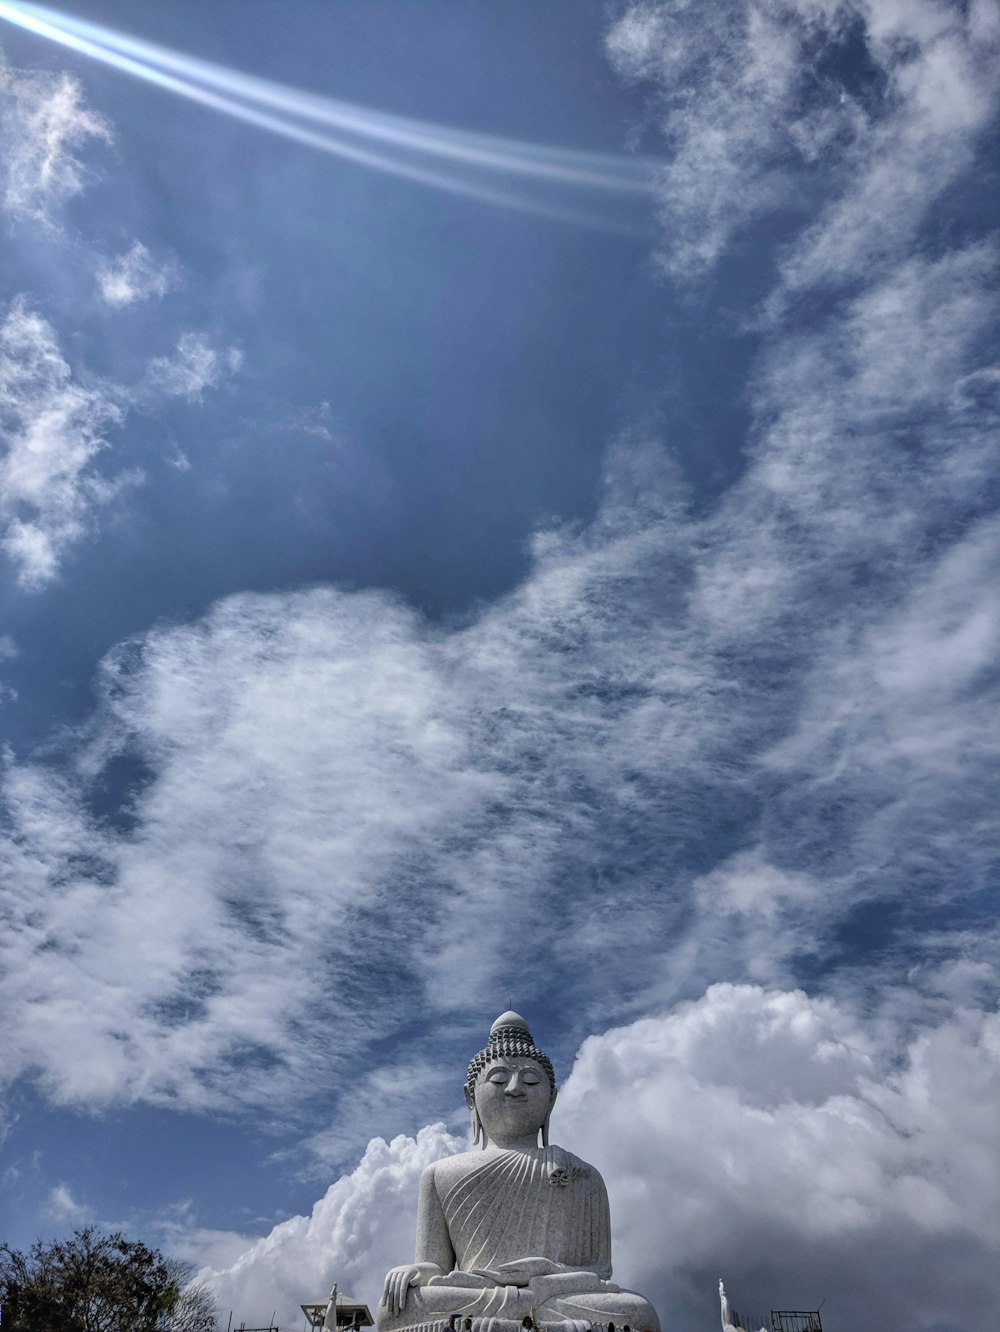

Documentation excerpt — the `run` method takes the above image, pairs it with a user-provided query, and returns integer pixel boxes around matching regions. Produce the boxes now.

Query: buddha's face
[471,1056,554,1144]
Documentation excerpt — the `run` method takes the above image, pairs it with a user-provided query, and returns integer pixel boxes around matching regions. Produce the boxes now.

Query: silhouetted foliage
[165,1271,219,1332]
[0,1227,218,1332]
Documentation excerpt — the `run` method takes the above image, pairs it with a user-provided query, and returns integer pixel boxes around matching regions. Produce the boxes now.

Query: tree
[0,1227,219,1332]
[164,1265,219,1332]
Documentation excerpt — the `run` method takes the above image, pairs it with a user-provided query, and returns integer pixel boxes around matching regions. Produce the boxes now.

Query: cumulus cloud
[0,52,110,222]
[199,1125,461,1322]
[566,988,1000,1332]
[97,240,179,308]
[198,988,1000,1332]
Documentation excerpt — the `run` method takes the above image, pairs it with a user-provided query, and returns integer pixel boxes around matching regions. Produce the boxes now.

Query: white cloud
[0,301,244,587]
[149,1202,259,1275]
[606,0,999,285]
[0,9,995,1322]
[563,988,1000,1331]
[46,1180,92,1223]
[166,442,192,472]
[0,51,238,587]
[772,4,999,301]
[0,217,995,1100]
[0,53,110,223]
[143,332,243,401]
[1,325,994,1104]
[0,588,505,1108]
[198,988,1000,1332]
[199,1125,460,1324]
[97,241,178,308]
[0,303,241,589]
[1,211,993,1100]
[0,297,128,589]
[607,0,858,278]
[246,399,339,444]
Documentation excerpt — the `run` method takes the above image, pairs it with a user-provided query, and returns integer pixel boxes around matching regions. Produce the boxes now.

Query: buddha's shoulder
[548,1145,604,1179]
[423,1145,603,1190]
[554,1145,589,1164]
[423,1149,487,1189]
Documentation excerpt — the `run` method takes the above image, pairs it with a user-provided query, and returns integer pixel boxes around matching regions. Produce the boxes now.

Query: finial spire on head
[490,1009,532,1038]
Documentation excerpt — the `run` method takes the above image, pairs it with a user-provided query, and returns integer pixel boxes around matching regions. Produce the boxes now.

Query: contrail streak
[0,1,657,229]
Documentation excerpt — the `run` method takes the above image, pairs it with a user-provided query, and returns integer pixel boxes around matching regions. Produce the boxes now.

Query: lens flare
[0,1,657,230]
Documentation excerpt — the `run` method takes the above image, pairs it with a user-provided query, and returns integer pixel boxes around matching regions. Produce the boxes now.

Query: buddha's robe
[378,1147,660,1332]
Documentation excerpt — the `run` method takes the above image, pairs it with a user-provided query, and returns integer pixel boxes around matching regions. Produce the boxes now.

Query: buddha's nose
[505,1072,527,1095]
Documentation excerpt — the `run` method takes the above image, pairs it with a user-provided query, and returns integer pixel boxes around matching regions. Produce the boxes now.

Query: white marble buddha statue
[378,1011,660,1332]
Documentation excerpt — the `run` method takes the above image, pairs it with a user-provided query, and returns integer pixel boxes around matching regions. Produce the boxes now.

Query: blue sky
[0,3,997,1332]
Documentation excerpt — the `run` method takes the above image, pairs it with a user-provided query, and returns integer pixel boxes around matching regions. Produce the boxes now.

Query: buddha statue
[378,1011,660,1332]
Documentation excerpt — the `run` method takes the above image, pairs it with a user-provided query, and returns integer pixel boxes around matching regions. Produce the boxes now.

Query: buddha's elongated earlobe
[465,1086,486,1148]
[470,1104,484,1147]
[541,1090,557,1147]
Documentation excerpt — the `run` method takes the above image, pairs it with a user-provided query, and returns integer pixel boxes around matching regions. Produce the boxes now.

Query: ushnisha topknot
[465,1010,556,1095]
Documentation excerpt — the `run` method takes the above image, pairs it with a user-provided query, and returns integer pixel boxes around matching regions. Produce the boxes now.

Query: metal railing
[731,1310,823,1332]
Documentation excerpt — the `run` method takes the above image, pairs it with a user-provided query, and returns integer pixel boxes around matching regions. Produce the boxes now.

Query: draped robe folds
[444,1145,609,1275]
[377,1147,661,1332]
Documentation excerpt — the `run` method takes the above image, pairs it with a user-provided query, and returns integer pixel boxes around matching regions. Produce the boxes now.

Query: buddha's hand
[427,1271,493,1290]
[381,1264,441,1314]
[473,1258,563,1287]
[522,1268,605,1303]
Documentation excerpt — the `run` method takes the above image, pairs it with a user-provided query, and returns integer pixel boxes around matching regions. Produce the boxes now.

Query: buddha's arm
[589,1173,613,1280]
[414,1164,455,1274]
[382,1167,456,1315]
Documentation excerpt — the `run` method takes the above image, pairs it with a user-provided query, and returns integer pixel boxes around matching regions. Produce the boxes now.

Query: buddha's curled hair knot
[465,1014,556,1095]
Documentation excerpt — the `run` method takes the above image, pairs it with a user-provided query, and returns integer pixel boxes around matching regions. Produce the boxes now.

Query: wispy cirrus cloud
[0,0,993,1114]
[607,0,999,284]
[96,239,179,308]
[0,48,109,221]
[0,300,241,588]
[142,331,243,402]
[0,5,997,1328]
[1,262,995,1101]
[0,45,240,587]
[0,297,127,588]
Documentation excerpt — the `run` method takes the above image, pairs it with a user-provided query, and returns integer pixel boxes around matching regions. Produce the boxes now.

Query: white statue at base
[719,1280,765,1332]
[719,1280,740,1332]
[378,1011,660,1332]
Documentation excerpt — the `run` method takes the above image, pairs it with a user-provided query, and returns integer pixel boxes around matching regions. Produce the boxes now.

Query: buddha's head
[464,1011,557,1149]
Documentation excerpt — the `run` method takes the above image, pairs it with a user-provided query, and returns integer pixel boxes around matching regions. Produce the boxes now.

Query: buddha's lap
[378,1279,659,1332]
